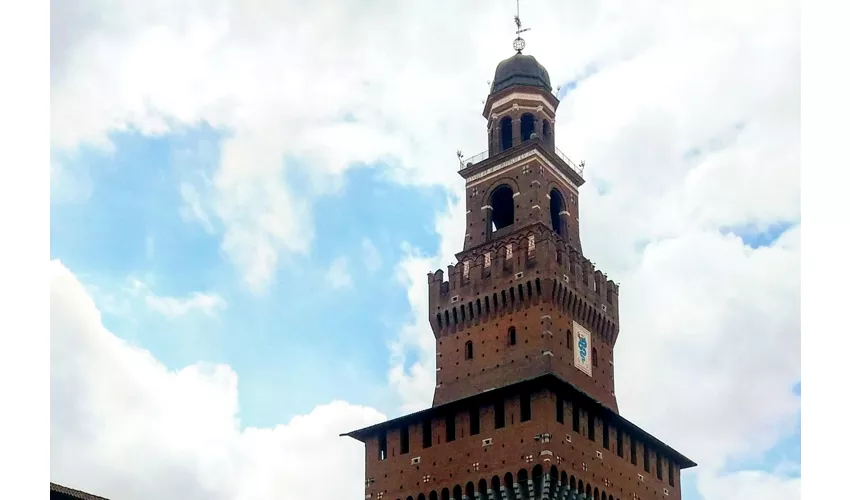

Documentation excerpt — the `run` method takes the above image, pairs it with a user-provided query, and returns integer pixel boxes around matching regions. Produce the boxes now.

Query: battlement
[426,224,621,352]
[428,223,620,304]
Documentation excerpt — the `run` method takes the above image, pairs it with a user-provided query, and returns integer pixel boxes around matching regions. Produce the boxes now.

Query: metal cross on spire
[513,0,531,53]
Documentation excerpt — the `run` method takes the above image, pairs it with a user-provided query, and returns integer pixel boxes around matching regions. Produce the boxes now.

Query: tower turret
[345,10,695,500]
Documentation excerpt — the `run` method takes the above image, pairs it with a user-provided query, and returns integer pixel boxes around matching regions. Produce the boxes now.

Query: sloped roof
[50,482,110,500]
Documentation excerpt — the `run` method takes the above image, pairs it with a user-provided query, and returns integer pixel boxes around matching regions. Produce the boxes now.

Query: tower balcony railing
[458,140,585,178]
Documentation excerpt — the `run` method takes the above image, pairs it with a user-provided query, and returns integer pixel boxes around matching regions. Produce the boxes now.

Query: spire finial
[513,0,531,54]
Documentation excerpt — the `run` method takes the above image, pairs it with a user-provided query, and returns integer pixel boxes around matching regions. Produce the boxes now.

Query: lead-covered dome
[489,53,552,94]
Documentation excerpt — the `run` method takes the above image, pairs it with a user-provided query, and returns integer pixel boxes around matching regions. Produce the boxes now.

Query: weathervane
[513,0,530,53]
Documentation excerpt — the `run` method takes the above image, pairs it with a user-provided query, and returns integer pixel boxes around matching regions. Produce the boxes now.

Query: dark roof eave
[341,374,697,469]
[483,85,560,118]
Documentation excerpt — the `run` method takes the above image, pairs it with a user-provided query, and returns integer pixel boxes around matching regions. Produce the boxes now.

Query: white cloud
[49,0,552,292]
[50,0,799,293]
[697,468,801,500]
[178,182,215,234]
[361,238,382,273]
[326,257,354,290]
[50,259,384,500]
[128,277,227,318]
[146,292,227,319]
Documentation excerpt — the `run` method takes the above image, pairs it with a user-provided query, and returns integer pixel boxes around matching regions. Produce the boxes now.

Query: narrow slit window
[423,419,432,449]
[603,419,610,449]
[556,394,564,424]
[572,404,580,433]
[520,392,531,422]
[617,427,624,457]
[495,400,506,429]
[378,432,387,461]
[668,461,675,487]
[400,426,410,454]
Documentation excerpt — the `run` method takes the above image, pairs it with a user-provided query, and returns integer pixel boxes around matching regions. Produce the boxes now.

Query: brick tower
[344,32,696,500]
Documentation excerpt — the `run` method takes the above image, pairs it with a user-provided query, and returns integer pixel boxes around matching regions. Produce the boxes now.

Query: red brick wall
[363,388,681,500]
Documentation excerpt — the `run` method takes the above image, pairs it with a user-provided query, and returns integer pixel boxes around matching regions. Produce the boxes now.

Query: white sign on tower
[573,321,592,376]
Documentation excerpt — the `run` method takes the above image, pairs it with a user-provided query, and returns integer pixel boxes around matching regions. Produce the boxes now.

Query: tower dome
[489,53,552,94]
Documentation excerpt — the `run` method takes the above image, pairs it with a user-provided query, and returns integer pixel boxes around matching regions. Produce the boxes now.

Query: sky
[49,1,801,499]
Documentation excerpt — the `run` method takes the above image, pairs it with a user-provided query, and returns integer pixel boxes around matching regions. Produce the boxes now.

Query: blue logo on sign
[578,335,588,363]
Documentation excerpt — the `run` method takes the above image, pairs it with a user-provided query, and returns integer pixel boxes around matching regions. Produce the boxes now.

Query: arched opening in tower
[517,469,530,499]
[543,119,552,144]
[532,465,544,499]
[491,476,502,500]
[550,188,565,237]
[521,113,536,142]
[490,185,514,232]
[499,116,513,151]
[452,485,463,500]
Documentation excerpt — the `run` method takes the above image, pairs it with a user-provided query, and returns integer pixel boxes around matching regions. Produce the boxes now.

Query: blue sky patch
[722,221,795,249]
[50,126,452,427]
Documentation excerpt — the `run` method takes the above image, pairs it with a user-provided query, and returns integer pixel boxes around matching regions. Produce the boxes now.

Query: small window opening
[378,432,387,461]
[592,348,598,367]
[572,404,580,432]
[556,394,564,424]
[550,189,565,236]
[588,413,596,441]
[644,445,650,472]
[446,414,456,442]
[603,420,610,449]
[520,392,531,422]
[631,438,638,465]
[490,185,515,232]
[465,341,474,360]
[400,425,410,454]
[495,400,506,429]
[470,406,480,436]
[617,427,624,457]
[500,116,513,151]
[508,326,517,346]
[520,113,535,142]
[657,455,663,481]
[423,418,432,448]
[567,330,573,349]
[668,461,675,487]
